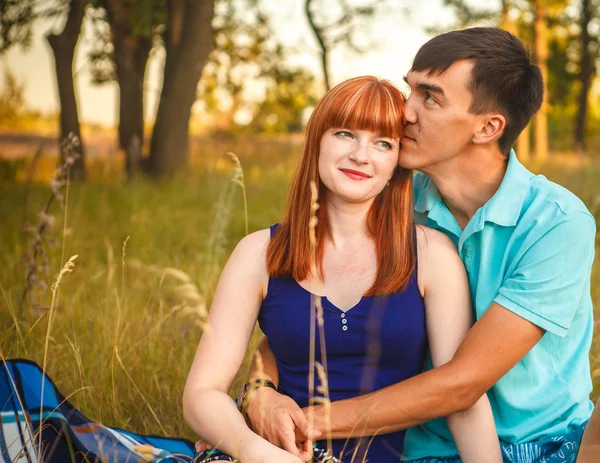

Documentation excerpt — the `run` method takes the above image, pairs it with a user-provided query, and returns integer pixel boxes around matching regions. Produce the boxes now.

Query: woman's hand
[243,444,306,463]
[245,387,320,461]
[194,440,310,463]
[194,442,306,463]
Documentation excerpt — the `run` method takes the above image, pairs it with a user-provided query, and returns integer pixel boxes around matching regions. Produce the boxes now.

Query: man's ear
[472,114,506,145]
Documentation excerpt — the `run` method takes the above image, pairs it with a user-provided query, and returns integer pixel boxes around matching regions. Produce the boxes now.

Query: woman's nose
[348,141,369,163]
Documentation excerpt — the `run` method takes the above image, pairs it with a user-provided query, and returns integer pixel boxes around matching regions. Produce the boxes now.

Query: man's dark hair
[412,27,544,155]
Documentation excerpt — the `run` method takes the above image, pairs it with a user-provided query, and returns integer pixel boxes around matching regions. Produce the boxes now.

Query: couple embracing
[184,27,599,463]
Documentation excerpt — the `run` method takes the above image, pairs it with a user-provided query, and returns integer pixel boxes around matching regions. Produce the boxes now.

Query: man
[199,28,598,461]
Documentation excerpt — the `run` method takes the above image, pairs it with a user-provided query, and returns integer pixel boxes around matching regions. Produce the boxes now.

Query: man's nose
[404,95,417,124]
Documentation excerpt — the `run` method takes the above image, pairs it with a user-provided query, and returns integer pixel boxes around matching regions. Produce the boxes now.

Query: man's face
[399,60,482,173]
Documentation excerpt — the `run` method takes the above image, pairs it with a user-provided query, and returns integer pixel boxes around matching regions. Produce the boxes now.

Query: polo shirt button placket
[341,313,348,331]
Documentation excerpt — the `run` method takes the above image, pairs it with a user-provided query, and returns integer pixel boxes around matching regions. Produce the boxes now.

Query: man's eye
[425,93,436,105]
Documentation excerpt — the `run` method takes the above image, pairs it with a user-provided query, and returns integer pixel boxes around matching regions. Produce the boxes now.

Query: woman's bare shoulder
[236,228,271,250]
[415,225,457,259]
[227,228,271,273]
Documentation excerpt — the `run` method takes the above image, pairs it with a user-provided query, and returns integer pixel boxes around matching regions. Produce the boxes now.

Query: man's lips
[339,168,372,180]
[401,135,416,143]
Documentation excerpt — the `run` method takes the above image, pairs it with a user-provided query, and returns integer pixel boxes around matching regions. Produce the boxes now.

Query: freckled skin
[298,127,399,307]
[318,128,400,207]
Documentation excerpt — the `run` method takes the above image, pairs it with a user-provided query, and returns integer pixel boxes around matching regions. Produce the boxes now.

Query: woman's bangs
[324,83,404,139]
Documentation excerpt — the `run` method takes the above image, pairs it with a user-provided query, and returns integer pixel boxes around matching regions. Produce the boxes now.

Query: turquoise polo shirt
[403,150,596,459]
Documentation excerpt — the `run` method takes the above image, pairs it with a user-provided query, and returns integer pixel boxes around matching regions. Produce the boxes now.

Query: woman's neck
[325,196,373,249]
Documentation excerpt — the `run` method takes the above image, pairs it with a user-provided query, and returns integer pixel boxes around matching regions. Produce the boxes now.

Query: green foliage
[252,69,319,133]
[0,139,295,438]
[88,0,166,85]
[0,0,69,53]
[197,0,319,133]
[0,0,35,52]
[0,67,26,121]
[123,0,166,37]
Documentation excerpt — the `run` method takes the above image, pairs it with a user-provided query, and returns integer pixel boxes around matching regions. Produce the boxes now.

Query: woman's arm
[182,230,303,463]
[419,226,502,463]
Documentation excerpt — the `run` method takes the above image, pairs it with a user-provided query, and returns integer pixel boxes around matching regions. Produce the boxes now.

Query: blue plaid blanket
[0,359,196,463]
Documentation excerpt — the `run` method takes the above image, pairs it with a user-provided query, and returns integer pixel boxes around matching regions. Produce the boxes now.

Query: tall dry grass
[0,140,599,450]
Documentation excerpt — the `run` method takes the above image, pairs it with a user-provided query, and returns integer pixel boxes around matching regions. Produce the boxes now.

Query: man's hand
[246,387,321,460]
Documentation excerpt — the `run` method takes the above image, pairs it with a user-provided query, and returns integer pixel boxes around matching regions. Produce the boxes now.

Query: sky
[2,0,498,127]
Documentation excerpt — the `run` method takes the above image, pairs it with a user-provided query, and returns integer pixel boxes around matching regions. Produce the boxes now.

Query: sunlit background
[1,0,599,440]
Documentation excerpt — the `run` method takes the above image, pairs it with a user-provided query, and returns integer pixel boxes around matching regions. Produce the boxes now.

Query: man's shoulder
[520,174,595,230]
[529,175,591,215]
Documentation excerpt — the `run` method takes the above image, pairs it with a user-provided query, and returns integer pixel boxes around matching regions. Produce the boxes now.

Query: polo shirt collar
[482,149,533,227]
[414,149,532,233]
[414,174,463,238]
[414,174,439,215]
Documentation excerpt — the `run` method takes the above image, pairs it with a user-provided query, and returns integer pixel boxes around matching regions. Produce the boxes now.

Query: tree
[196,0,319,134]
[303,0,378,93]
[0,0,88,178]
[533,0,549,161]
[148,0,215,177]
[47,0,89,180]
[88,0,164,178]
[574,0,598,152]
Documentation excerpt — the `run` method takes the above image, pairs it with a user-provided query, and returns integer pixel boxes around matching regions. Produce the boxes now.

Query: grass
[0,138,599,444]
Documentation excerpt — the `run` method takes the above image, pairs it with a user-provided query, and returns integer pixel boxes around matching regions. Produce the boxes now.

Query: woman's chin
[329,190,380,205]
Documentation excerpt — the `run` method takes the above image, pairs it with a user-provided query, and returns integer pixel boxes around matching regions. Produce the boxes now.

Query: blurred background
[1,0,599,441]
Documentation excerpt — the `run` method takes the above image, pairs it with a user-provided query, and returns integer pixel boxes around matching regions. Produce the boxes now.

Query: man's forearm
[311,362,478,438]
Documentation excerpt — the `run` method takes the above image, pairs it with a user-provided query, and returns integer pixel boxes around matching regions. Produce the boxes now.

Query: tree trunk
[148,0,215,177]
[47,0,87,180]
[534,0,549,161]
[574,0,593,153]
[101,0,152,176]
[305,0,330,92]
[117,39,151,176]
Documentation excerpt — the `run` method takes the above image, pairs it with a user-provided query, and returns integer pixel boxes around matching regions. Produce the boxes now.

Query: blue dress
[258,225,427,462]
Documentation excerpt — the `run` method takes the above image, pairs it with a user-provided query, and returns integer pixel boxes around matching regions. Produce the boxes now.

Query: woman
[183,76,502,463]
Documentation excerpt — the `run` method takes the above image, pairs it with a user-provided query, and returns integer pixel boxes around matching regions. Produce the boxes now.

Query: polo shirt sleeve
[495,212,596,337]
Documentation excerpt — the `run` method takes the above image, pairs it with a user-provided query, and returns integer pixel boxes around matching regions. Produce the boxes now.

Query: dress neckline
[294,280,368,314]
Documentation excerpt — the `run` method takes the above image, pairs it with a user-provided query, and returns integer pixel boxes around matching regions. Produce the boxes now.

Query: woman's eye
[378,141,393,150]
[335,130,353,138]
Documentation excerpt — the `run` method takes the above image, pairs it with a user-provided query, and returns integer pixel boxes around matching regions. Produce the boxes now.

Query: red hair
[266,76,414,296]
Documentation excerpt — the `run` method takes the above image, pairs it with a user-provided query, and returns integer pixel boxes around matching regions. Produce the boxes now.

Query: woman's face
[318,128,400,205]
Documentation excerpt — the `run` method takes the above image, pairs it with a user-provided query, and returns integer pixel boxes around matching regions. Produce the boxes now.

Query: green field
[1,138,599,442]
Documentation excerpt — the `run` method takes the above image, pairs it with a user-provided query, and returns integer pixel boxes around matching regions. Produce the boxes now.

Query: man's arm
[310,303,544,437]
[312,212,595,437]
[249,336,279,384]
[246,337,319,459]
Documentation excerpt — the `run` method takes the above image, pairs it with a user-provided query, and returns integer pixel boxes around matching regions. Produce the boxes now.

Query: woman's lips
[339,168,371,180]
